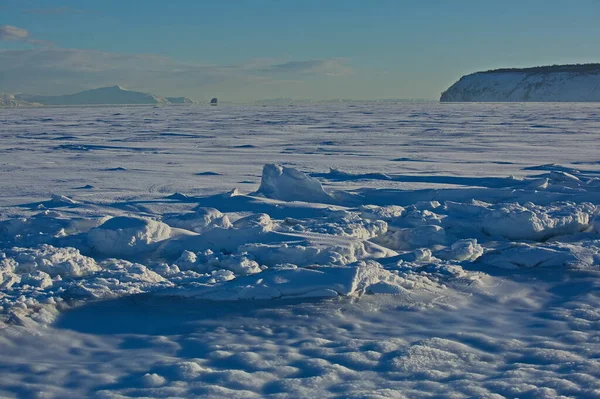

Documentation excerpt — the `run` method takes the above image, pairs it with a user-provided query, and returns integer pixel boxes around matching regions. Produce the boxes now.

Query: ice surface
[0,103,599,398]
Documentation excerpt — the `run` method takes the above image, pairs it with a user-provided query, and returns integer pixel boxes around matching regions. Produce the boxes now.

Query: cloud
[0,24,51,46]
[0,25,29,41]
[261,59,352,76]
[0,48,352,100]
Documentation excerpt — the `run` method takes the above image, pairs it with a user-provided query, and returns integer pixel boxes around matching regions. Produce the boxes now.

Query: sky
[1,0,600,101]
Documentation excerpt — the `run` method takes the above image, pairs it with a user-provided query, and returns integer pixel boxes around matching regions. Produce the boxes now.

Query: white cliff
[441,64,600,102]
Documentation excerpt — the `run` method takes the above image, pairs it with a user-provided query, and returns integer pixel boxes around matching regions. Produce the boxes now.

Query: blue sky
[1,0,600,101]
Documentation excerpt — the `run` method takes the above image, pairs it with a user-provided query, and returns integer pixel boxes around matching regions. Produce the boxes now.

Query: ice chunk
[437,239,483,262]
[482,202,595,241]
[401,208,444,227]
[175,250,198,270]
[164,213,279,255]
[360,205,405,221]
[176,250,263,276]
[88,216,173,257]
[240,242,351,267]
[256,164,333,203]
[478,244,579,269]
[396,248,434,263]
[281,209,388,240]
[101,259,168,284]
[50,194,78,205]
[240,236,394,267]
[377,225,446,250]
[6,244,100,278]
[0,212,74,247]
[233,213,275,232]
[141,373,167,388]
[19,271,53,289]
[548,171,581,184]
[164,260,409,300]
[163,207,232,233]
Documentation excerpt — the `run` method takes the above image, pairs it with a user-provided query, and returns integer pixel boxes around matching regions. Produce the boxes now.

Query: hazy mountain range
[0,86,195,107]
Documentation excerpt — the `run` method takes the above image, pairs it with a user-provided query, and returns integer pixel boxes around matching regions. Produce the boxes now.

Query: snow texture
[0,102,599,398]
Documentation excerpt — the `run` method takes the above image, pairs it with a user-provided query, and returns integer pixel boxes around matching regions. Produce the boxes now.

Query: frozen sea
[0,102,599,398]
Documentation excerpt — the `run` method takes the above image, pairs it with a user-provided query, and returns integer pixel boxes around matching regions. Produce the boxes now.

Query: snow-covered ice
[0,102,599,398]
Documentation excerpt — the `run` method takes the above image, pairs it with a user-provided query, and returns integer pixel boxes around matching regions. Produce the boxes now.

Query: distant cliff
[441,64,600,102]
[1,86,195,107]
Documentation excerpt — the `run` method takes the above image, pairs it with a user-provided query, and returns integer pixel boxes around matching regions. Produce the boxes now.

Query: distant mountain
[0,93,39,107]
[2,86,195,107]
[166,96,195,104]
[441,63,600,102]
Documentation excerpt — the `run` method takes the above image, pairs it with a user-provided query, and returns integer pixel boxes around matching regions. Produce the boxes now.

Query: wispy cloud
[0,24,52,46]
[0,25,29,41]
[0,48,352,99]
[262,59,352,76]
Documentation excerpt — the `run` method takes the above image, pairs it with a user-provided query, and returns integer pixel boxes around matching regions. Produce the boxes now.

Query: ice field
[1,102,599,398]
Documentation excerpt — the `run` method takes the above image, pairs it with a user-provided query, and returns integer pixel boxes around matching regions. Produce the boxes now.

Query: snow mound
[163,207,232,233]
[376,224,447,250]
[175,250,264,276]
[0,245,176,319]
[0,211,79,247]
[479,242,600,269]
[360,205,405,222]
[50,194,78,205]
[88,216,173,257]
[240,239,380,267]
[163,213,279,255]
[2,244,100,279]
[162,260,410,301]
[437,239,484,262]
[256,164,333,203]
[481,202,595,241]
[280,209,388,240]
